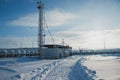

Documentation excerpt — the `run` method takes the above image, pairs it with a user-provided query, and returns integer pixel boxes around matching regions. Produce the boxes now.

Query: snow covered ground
[83,54,120,80]
[0,54,120,80]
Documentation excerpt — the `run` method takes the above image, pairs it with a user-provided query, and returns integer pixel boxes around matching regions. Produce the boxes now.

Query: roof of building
[43,44,72,49]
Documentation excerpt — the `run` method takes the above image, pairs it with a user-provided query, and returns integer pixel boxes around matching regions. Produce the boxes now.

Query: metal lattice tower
[37,1,44,55]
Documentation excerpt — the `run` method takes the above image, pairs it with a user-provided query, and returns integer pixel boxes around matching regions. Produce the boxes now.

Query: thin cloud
[0,29,120,49]
[53,29,120,49]
[9,13,38,27]
[45,9,77,27]
[8,9,77,27]
[5,0,120,49]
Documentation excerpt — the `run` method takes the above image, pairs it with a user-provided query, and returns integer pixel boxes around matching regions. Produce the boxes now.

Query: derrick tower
[37,1,44,55]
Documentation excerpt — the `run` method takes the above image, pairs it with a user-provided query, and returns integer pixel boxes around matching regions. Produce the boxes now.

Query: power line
[43,8,55,44]
[45,22,55,44]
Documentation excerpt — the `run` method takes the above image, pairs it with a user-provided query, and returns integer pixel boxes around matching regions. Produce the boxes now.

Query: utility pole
[62,39,65,46]
[32,40,33,48]
[104,37,106,50]
[20,40,22,48]
[37,1,44,56]
[103,31,106,50]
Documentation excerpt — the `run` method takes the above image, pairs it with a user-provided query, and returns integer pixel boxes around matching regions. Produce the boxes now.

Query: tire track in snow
[44,56,96,80]
[32,61,61,80]
[44,58,81,80]
[10,56,96,80]
[11,61,61,80]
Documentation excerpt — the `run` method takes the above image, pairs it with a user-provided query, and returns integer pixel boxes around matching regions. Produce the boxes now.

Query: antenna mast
[37,1,44,56]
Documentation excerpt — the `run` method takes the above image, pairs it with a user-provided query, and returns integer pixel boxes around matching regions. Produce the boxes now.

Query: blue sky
[0,0,120,49]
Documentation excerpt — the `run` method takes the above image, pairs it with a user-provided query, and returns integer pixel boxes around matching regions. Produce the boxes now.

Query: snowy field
[0,54,120,80]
